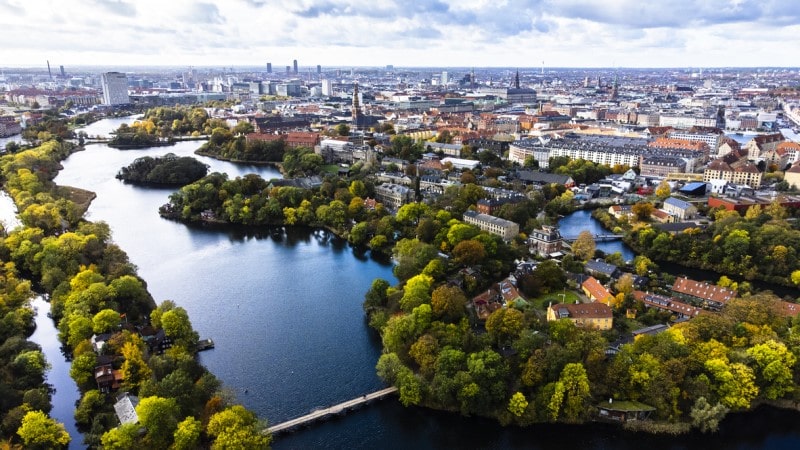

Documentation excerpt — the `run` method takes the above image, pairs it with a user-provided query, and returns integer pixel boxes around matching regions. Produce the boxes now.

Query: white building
[321,79,333,96]
[442,157,480,171]
[101,72,129,105]
[463,211,519,241]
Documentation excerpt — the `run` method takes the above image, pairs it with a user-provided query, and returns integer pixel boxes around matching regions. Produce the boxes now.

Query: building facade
[462,211,519,241]
[101,72,130,105]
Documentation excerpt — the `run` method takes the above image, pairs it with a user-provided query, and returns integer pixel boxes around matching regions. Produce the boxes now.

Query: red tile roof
[672,277,735,305]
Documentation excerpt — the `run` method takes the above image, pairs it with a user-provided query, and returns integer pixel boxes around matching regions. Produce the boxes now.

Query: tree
[690,397,729,433]
[571,231,596,261]
[704,358,758,409]
[92,308,121,334]
[549,362,590,422]
[136,396,180,448]
[207,405,270,450]
[172,416,202,450]
[508,392,528,417]
[335,124,350,136]
[792,270,800,286]
[75,389,104,425]
[160,307,199,349]
[614,273,634,297]
[399,274,434,313]
[746,340,796,400]
[16,410,70,449]
[101,423,140,449]
[430,285,467,322]
[121,336,152,391]
[348,180,367,198]
[633,255,656,277]
[485,307,525,346]
[655,180,671,198]
[631,202,654,221]
[452,239,486,266]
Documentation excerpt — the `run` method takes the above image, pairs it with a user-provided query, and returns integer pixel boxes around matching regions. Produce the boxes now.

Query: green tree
[207,405,270,450]
[160,307,199,349]
[348,180,367,198]
[16,410,70,449]
[399,274,434,312]
[704,358,758,409]
[485,307,525,346]
[549,362,591,422]
[690,397,729,433]
[633,255,656,277]
[70,352,97,386]
[335,124,350,136]
[101,423,140,449]
[75,389,104,425]
[92,308,121,334]
[508,392,528,417]
[571,231,596,261]
[171,416,202,450]
[746,340,796,400]
[137,396,180,448]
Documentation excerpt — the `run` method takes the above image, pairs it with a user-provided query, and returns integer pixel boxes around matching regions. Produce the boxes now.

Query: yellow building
[547,302,613,330]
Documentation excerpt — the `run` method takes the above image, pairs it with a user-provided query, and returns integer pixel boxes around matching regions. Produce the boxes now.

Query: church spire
[514,70,520,89]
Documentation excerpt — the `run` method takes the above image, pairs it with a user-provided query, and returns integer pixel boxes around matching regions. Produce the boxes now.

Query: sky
[1,0,799,69]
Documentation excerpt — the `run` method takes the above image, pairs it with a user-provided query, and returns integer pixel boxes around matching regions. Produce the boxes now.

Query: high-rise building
[266,62,272,73]
[59,65,65,77]
[286,66,291,74]
[441,71,448,86]
[101,72,129,105]
[317,65,321,74]
[321,79,333,96]
[293,59,298,74]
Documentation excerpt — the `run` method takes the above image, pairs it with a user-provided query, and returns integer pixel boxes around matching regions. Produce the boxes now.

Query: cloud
[91,0,136,17]
[182,2,225,24]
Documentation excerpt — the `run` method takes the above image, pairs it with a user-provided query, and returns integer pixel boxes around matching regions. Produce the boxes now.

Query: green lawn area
[320,164,341,175]
[531,290,582,310]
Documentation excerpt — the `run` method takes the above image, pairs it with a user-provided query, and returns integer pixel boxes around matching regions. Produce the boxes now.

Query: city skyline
[1,0,799,69]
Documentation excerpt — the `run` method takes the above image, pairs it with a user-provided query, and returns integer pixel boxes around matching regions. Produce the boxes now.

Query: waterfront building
[529,226,563,257]
[462,210,519,241]
[633,291,703,319]
[639,155,687,177]
[101,71,129,105]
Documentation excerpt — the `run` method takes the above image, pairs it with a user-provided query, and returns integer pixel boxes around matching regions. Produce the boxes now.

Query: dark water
[29,297,82,450]
[558,209,635,262]
[22,118,800,449]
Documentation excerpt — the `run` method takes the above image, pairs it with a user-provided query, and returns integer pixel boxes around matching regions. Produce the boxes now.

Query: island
[116,153,209,186]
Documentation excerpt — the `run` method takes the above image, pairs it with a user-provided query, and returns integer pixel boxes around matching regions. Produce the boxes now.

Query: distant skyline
[1,0,799,70]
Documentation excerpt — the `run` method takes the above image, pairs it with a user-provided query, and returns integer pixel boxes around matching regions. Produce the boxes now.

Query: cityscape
[2,1,800,450]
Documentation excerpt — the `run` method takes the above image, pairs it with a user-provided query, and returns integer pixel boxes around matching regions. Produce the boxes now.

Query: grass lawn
[320,164,341,175]
[531,290,582,310]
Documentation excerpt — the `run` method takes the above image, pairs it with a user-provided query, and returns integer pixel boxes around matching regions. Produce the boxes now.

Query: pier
[266,387,398,435]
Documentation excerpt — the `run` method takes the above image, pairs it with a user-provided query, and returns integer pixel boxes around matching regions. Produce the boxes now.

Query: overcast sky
[1,0,798,69]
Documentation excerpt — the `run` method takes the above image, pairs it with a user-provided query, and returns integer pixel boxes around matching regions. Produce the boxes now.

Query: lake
[16,117,800,448]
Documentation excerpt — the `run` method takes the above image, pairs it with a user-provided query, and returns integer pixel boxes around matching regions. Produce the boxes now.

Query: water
[78,115,141,139]
[558,209,635,261]
[15,117,800,448]
[29,297,82,450]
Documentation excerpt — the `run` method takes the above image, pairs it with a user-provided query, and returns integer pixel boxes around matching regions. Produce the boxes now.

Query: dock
[266,387,398,435]
[196,338,214,351]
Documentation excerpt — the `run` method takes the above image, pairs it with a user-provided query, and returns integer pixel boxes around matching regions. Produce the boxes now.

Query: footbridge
[266,387,398,436]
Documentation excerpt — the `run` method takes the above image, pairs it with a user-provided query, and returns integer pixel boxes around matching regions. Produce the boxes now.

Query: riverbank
[193,148,283,170]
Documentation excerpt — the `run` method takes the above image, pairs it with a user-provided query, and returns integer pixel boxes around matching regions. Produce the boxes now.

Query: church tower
[610,73,619,100]
[352,82,362,130]
[514,70,520,89]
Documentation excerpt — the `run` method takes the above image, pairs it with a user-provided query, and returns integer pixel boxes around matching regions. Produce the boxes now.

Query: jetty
[266,387,398,435]
[196,338,214,351]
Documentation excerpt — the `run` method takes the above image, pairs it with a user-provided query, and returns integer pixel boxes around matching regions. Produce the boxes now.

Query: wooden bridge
[266,387,398,435]
[562,233,623,242]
